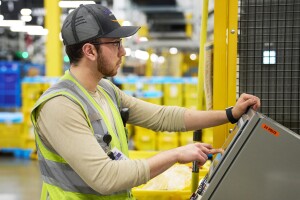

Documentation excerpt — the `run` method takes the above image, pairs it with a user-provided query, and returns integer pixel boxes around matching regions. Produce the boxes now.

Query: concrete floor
[0,157,42,200]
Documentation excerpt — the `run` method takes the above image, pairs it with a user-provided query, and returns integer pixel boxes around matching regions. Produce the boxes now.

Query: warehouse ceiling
[0,0,44,18]
[0,0,196,39]
[129,0,205,49]
[0,0,210,51]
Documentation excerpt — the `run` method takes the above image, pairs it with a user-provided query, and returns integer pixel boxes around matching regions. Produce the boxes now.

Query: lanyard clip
[96,133,115,159]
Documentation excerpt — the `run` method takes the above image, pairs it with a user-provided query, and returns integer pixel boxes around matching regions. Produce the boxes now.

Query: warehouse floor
[0,157,42,200]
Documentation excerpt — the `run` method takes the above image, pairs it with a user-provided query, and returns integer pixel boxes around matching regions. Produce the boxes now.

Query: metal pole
[192,0,209,193]
[45,0,63,76]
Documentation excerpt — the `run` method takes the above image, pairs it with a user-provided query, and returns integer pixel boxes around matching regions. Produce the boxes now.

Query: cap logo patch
[102,7,113,16]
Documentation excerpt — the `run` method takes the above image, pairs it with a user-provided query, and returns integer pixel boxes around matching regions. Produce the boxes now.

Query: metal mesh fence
[237,0,300,134]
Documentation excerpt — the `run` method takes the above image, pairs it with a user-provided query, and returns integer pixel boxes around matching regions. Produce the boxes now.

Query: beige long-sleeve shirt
[37,83,187,195]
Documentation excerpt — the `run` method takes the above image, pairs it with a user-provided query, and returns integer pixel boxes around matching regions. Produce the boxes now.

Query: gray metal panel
[200,111,261,199]
[202,113,300,200]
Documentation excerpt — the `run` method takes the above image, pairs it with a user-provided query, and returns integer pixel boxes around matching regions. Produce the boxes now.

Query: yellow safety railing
[192,0,209,194]
[213,0,238,148]
[192,0,239,194]
[45,0,63,76]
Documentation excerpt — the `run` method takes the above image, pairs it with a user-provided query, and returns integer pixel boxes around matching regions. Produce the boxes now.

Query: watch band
[225,106,239,124]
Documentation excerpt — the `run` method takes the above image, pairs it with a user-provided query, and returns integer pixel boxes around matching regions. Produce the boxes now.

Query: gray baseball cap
[61,4,140,46]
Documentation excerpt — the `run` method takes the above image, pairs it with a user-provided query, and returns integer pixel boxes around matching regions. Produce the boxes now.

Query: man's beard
[96,53,118,77]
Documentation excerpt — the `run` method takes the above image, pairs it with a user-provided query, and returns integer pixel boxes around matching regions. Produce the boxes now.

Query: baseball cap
[61,4,140,46]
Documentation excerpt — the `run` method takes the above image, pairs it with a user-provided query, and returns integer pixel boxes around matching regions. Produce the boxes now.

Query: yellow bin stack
[157,131,179,151]
[21,76,58,151]
[183,77,198,109]
[0,112,24,148]
[134,126,157,151]
[163,77,183,106]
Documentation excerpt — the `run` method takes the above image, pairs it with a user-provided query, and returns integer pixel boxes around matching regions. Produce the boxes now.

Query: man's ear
[82,43,97,61]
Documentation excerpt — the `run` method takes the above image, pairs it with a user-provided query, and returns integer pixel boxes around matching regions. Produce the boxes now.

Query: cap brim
[102,26,140,38]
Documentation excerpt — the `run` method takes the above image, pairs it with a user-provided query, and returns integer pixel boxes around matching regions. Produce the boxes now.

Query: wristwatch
[225,106,239,124]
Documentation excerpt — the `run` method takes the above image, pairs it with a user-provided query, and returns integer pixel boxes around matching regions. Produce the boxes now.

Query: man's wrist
[225,106,239,124]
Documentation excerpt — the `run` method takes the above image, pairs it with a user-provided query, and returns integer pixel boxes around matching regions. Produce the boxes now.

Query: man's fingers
[240,93,261,108]
[208,148,224,155]
[194,143,224,157]
[199,143,213,149]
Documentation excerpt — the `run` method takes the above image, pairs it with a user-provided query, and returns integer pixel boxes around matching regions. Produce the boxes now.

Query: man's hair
[65,38,100,65]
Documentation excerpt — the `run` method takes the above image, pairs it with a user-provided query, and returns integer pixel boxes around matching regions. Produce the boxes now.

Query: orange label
[262,124,280,137]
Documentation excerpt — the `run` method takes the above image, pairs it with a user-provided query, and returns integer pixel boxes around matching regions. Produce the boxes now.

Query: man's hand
[147,142,222,178]
[175,143,222,166]
[232,93,261,119]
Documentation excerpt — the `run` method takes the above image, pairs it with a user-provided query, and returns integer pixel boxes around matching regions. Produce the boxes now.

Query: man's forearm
[147,149,178,179]
[184,110,228,131]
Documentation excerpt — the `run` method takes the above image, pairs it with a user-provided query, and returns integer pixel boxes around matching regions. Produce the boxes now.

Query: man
[31,4,260,200]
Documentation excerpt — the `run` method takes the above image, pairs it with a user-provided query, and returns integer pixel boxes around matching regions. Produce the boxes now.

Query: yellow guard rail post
[45,0,62,76]
[191,0,238,194]
[213,0,238,148]
[192,0,209,194]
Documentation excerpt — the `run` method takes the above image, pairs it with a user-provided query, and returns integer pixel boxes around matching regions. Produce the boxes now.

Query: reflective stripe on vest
[42,182,132,200]
[30,71,131,199]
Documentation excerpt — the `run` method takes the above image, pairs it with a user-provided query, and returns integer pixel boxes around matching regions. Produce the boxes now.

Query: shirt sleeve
[37,95,150,195]
[114,86,187,132]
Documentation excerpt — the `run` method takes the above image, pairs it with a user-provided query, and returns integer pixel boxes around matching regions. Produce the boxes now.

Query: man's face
[95,38,125,77]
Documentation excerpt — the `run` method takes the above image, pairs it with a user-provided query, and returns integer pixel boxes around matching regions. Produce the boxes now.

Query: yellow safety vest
[31,70,133,200]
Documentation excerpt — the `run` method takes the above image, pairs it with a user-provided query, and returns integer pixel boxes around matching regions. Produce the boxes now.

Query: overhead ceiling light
[134,50,149,61]
[21,15,32,22]
[190,53,197,60]
[27,29,48,36]
[158,56,165,64]
[139,37,148,42]
[58,1,96,8]
[0,20,24,27]
[20,8,32,16]
[10,25,44,33]
[10,25,48,36]
[169,47,178,55]
[122,21,132,26]
[150,53,158,62]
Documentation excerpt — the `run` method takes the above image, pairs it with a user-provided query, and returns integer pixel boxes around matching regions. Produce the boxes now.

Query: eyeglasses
[91,39,122,49]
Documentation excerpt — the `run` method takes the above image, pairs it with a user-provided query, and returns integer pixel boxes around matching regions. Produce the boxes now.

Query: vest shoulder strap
[98,79,121,111]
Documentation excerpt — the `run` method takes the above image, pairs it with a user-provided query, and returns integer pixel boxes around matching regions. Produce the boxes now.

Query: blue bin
[0,61,21,108]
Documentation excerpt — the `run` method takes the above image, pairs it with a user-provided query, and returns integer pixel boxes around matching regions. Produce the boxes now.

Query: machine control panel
[190,109,300,200]
[189,110,254,200]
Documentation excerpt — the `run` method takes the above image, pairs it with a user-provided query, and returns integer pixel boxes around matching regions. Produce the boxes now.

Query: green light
[64,55,70,63]
[22,52,29,59]
[15,51,22,58]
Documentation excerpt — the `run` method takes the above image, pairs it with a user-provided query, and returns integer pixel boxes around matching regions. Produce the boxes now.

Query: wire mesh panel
[237,0,300,134]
